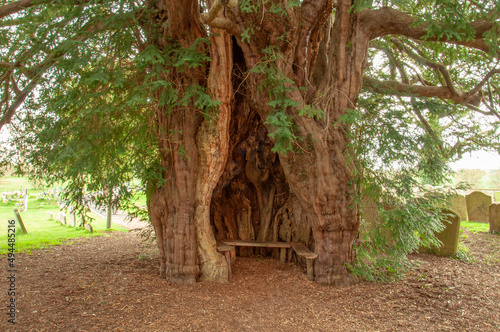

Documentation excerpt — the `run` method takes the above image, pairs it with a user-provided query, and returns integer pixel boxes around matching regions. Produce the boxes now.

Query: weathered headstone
[489,203,500,233]
[69,206,76,227]
[494,192,500,203]
[48,212,54,220]
[23,193,28,212]
[433,209,461,256]
[466,191,491,223]
[448,195,468,221]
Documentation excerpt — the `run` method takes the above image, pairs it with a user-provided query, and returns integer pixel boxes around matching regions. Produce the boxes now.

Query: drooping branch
[404,98,445,153]
[0,16,124,130]
[0,81,35,128]
[0,0,99,20]
[0,0,38,19]
[363,76,478,105]
[360,7,498,56]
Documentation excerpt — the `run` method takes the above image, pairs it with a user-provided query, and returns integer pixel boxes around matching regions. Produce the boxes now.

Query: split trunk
[147,0,370,285]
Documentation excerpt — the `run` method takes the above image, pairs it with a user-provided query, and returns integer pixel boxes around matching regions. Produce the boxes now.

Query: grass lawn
[460,220,490,233]
[1,175,128,255]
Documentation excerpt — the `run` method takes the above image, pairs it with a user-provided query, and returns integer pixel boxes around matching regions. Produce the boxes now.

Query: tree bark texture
[218,0,368,284]
[147,0,373,284]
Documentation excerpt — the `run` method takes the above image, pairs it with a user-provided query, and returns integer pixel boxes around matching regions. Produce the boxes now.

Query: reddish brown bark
[194,15,234,282]
[147,0,226,283]
[148,0,494,285]
[220,1,367,284]
[150,108,201,283]
[148,0,369,284]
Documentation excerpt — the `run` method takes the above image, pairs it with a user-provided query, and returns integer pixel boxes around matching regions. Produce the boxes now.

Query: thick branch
[363,76,481,105]
[205,17,241,36]
[361,7,497,55]
[200,0,222,24]
[0,61,19,69]
[294,0,331,85]
[467,68,500,97]
[0,83,35,128]
[0,16,115,130]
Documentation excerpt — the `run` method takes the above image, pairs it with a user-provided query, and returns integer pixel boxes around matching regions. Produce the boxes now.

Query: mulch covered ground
[2,229,499,331]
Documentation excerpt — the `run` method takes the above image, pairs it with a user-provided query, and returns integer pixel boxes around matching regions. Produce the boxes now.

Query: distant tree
[1,0,500,284]
[490,169,500,188]
[454,168,487,188]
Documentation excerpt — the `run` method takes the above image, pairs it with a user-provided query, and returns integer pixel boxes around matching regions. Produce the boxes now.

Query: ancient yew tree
[1,0,500,284]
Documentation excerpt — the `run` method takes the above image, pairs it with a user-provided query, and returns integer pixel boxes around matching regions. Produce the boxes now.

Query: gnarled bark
[193,22,233,282]
[150,108,201,283]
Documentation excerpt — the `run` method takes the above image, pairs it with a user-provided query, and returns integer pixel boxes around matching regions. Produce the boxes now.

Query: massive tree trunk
[147,0,231,283]
[147,0,371,284]
[218,1,369,284]
[194,22,233,282]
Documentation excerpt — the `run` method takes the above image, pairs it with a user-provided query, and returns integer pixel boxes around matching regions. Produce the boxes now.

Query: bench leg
[280,248,287,264]
[225,251,232,281]
[306,259,314,281]
[230,246,236,264]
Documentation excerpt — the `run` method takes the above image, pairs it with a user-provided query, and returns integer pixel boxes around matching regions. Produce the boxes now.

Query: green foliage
[1,1,218,214]
[410,0,492,42]
[251,47,324,154]
[250,47,300,153]
[241,25,254,43]
[351,192,452,282]
[298,105,325,119]
[452,240,473,262]
[239,0,260,14]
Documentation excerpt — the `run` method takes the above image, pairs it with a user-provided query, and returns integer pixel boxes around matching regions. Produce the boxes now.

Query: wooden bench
[291,243,318,281]
[216,240,318,281]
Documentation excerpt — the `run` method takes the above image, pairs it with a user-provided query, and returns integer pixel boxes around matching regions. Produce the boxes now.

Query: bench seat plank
[222,239,291,248]
[291,243,318,259]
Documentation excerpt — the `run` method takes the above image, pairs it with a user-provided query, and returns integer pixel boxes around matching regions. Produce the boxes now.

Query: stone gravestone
[490,203,500,233]
[57,212,64,223]
[69,207,76,227]
[448,195,468,221]
[466,191,491,223]
[433,209,461,257]
[24,194,28,212]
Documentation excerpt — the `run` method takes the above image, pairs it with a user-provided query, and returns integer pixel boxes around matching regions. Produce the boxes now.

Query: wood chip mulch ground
[1,229,499,332]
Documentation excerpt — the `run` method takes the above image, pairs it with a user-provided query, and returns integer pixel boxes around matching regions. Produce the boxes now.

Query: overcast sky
[450,151,500,171]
